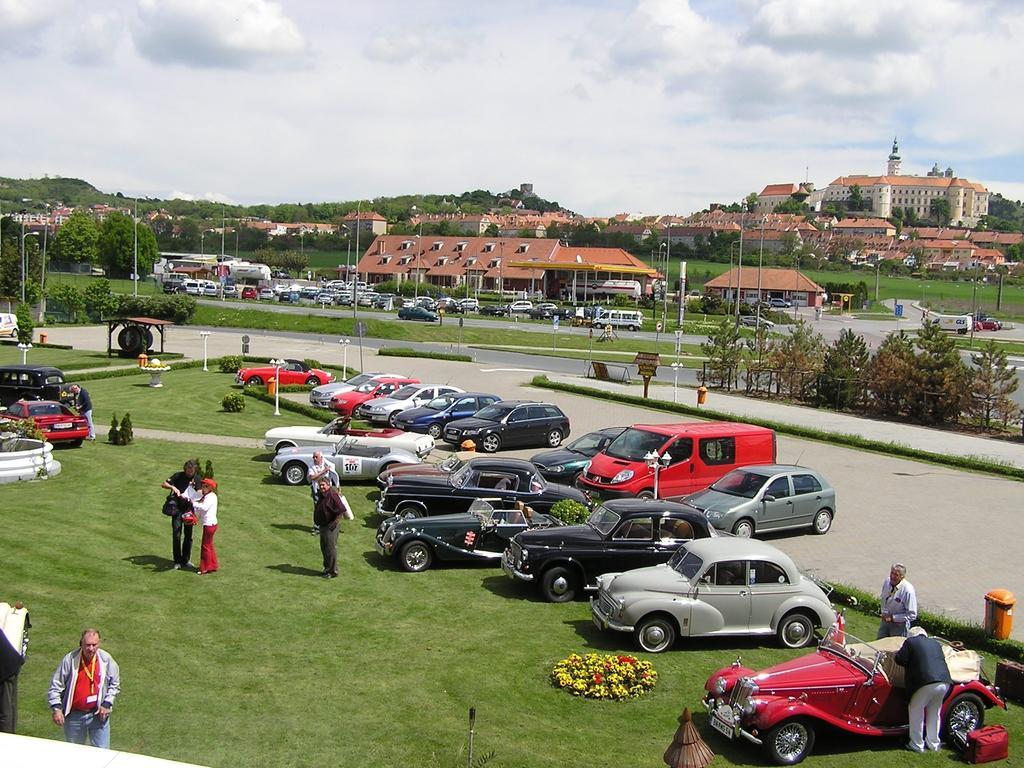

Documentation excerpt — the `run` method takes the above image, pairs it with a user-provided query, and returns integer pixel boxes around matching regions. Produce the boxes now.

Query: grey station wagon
[680,464,835,538]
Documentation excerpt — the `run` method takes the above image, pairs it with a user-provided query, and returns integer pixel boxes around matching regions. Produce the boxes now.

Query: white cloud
[66,12,124,65]
[169,190,238,204]
[0,0,60,56]
[364,28,467,66]
[133,0,311,70]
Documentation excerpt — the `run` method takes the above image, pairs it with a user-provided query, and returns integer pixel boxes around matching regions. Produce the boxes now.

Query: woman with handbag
[160,459,199,570]
[192,478,219,575]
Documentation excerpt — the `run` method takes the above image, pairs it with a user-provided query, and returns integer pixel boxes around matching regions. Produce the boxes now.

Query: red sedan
[973,318,1001,331]
[236,359,334,387]
[241,286,258,300]
[331,377,420,416]
[0,399,90,446]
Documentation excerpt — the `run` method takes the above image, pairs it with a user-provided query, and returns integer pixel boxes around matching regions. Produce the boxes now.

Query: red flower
[594,673,603,684]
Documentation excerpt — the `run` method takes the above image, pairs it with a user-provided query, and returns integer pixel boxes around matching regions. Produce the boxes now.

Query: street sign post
[552,315,559,351]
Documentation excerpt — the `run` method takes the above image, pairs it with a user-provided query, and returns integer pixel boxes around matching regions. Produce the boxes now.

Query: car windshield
[319,418,349,435]
[604,427,667,460]
[587,505,621,536]
[668,547,704,579]
[438,455,464,472]
[566,430,611,454]
[390,385,420,401]
[709,469,771,499]
[354,382,380,393]
[344,373,374,387]
[425,395,456,411]
[450,464,475,488]
[474,403,516,422]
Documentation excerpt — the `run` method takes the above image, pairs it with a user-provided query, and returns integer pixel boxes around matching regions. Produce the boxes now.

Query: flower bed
[551,653,657,700]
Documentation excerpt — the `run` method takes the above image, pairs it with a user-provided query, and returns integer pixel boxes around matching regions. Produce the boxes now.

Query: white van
[928,313,971,334]
[594,308,644,331]
[183,280,203,295]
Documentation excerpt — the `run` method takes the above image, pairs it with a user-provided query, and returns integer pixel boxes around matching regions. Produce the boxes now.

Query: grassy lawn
[5,372,1018,768]
[0,343,138,371]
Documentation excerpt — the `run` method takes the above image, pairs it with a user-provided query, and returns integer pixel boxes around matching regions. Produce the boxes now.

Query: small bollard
[696,385,708,405]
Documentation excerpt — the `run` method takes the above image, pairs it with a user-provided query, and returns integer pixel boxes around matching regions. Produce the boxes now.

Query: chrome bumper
[703,696,762,746]
[589,599,633,633]
[269,464,282,477]
[500,550,532,581]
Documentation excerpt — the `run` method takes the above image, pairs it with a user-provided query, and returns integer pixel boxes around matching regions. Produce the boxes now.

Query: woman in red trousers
[192,478,219,575]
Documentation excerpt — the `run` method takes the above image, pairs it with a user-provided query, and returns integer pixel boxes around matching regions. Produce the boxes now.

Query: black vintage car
[530,426,627,484]
[502,498,718,602]
[375,498,565,572]
[443,400,570,453]
[376,456,589,518]
[479,304,510,317]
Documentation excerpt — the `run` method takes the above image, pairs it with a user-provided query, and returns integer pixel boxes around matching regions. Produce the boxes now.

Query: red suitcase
[962,725,1009,764]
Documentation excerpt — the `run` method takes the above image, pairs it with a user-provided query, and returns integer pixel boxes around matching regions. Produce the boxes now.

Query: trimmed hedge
[377,347,473,362]
[532,376,1024,482]
[241,388,333,422]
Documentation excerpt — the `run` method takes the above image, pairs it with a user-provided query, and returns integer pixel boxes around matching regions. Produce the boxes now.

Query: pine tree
[108,413,121,445]
[766,320,825,400]
[700,319,743,389]
[969,341,1020,430]
[818,328,870,410]
[866,331,916,419]
[910,321,973,425]
[119,413,134,444]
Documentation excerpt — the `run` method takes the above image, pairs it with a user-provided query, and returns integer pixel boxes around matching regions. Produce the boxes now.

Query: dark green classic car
[375,499,565,572]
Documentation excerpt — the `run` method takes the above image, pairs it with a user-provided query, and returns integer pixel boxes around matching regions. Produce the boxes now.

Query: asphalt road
[44,325,1024,639]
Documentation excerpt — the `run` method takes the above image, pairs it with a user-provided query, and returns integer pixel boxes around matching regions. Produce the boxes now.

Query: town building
[703,267,825,308]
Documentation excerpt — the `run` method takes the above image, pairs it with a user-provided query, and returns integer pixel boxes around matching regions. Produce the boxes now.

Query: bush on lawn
[549,499,590,525]
[222,392,246,412]
[119,413,134,444]
[219,355,243,374]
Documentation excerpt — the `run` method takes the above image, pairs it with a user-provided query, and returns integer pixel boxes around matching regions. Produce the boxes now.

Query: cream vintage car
[263,416,434,457]
[591,537,836,653]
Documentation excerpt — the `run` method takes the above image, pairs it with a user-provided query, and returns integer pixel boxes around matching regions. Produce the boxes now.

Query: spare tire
[117,325,146,355]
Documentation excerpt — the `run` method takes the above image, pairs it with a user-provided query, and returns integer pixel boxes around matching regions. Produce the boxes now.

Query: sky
[3,0,1024,217]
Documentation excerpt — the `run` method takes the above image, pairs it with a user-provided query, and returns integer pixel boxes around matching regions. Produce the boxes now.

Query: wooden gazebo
[106,317,174,358]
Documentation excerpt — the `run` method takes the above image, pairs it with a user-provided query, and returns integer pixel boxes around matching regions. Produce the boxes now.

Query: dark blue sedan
[393,392,501,439]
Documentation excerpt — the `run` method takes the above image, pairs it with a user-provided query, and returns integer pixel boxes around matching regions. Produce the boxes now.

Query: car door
[694,560,752,633]
[449,396,481,423]
[746,559,793,631]
[503,406,530,447]
[605,516,662,572]
[657,437,695,497]
[789,473,826,527]
[757,475,795,530]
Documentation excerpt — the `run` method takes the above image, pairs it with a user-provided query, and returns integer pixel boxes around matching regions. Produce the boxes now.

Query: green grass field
[4,356,1019,767]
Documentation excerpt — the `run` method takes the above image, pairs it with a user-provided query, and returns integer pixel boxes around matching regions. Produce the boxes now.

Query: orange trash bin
[267,377,277,396]
[138,353,148,368]
[39,332,48,344]
[697,385,708,405]
[984,589,1015,640]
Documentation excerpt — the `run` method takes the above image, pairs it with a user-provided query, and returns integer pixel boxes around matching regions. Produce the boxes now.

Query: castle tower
[886,137,901,176]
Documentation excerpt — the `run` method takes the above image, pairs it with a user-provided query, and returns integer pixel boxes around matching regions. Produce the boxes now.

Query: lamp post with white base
[340,338,350,379]
[270,358,285,416]
[199,331,211,371]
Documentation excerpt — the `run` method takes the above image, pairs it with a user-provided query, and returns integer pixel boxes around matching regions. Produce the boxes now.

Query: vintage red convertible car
[703,625,1005,765]
[330,377,419,417]
[0,399,90,446]
[236,358,334,387]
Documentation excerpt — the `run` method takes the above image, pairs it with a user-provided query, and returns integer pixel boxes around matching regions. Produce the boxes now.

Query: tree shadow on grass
[271,523,316,533]
[266,563,324,577]
[123,554,177,572]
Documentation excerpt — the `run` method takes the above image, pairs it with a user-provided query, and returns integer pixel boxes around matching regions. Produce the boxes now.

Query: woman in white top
[193,478,219,575]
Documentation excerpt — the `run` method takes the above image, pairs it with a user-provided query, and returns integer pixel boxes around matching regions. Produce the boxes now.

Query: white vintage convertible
[263,416,434,457]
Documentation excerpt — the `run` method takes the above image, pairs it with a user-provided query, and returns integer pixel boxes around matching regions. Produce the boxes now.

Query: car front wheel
[540,566,578,602]
[764,718,815,765]
[634,614,677,653]
[545,429,563,448]
[942,693,984,740]
[387,411,400,427]
[812,509,833,535]
[399,541,433,573]
[732,518,755,538]
[305,376,319,386]
[282,462,308,486]
[427,423,443,439]
[777,612,815,649]
[480,434,501,453]
[246,375,263,386]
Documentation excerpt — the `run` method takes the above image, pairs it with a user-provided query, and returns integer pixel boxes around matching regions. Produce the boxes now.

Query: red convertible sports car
[330,377,419,416]
[0,399,90,446]
[703,625,1005,764]
[236,359,334,387]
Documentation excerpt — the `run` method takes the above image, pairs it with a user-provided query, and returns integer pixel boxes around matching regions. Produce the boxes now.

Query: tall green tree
[701,319,743,389]
[817,328,870,410]
[929,197,951,226]
[866,331,916,418]
[766,320,825,400]
[98,212,158,276]
[968,341,1020,430]
[55,209,100,264]
[909,321,973,425]
[848,185,864,211]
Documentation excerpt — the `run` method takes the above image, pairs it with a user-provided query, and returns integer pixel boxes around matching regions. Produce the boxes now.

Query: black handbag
[162,495,180,516]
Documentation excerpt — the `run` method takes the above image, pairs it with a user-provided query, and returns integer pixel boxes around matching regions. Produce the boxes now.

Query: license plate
[710,712,734,738]
[53,423,73,430]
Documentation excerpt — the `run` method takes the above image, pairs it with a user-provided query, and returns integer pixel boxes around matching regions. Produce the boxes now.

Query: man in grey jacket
[47,628,120,748]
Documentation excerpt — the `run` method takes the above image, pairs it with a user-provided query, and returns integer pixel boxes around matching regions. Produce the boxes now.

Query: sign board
[355,321,368,337]
[894,303,904,318]
[633,352,661,377]
[656,321,663,332]
[552,316,560,330]
[459,317,464,328]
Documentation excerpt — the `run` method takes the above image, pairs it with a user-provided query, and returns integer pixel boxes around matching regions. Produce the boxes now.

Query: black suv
[0,365,67,407]
[502,498,717,602]
[443,400,570,453]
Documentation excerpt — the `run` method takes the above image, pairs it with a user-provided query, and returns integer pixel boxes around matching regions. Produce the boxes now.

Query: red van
[576,422,776,500]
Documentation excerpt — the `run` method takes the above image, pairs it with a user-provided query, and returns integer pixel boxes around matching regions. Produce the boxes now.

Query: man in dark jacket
[313,477,346,578]
[69,384,94,440]
[894,627,953,752]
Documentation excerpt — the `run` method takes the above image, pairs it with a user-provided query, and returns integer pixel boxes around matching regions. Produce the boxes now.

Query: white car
[258,287,275,300]
[309,372,405,409]
[508,300,533,314]
[0,313,18,339]
[354,384,466,426]
[263,417,435,457]
[458,298,480,312]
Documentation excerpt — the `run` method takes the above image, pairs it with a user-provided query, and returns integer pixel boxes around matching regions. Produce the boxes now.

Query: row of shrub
[377,347,473,362]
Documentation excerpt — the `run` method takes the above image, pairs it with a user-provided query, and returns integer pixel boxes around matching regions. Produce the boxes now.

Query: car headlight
[548,464,564,473]
[611,469,634,484]
[386,476,394,487]
[704,508,723,520]
[461,428,480,435]
[713,677,727,695]
[369,406,384,413]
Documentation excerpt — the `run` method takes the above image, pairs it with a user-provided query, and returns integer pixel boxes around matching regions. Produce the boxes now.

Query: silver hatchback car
[681,464,835,537]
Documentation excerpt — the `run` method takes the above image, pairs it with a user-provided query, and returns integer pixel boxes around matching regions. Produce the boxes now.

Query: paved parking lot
[44,325,1024,639]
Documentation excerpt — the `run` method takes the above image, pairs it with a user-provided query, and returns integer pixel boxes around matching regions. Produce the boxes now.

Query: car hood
[396,406,443,423]
[681,488,747,513]
[531,447,586,469]
[386,474,454,493]
[747,651,865,693]
[587,452,651,478]
[385,511,478,531]
[312,383,357,396]
[381,464,448,484]
[603,564,688,595]
[265,426,322,439]
[514,523,602,548]
[361,396,407,409]
[446,416,498,431]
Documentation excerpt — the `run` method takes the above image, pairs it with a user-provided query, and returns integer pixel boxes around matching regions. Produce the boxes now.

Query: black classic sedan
[443,400,570,453]
[530,426,627,484]
[375,498,565,572]
[376,456,589,518]
[502,498,718,602]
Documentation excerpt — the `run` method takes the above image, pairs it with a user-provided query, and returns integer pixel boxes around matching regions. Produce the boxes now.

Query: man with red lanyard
[47,628,121,748]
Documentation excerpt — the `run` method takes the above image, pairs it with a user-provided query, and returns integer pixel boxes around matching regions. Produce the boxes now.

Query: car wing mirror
[763,493,776,502]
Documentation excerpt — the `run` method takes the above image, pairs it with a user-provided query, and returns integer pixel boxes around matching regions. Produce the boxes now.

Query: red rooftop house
[703,268,825,308]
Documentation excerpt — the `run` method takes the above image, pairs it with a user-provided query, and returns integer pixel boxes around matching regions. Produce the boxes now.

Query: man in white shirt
[878,562,918,638]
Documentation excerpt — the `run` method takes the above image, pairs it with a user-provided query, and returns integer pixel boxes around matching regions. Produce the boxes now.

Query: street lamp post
[671,362,680,403]
[340,338,350,379]
[657,241,668,325]
[133,198,139,297]
[644,451,672,499]
[199,331,211,371]
[21,224,40,303]
[17,342,32,365]
[269,358,285,416]
[734,213,745,328]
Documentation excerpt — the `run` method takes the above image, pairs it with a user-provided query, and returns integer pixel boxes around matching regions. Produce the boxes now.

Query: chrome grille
[597,589,617,616]
[730,676,757,707]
